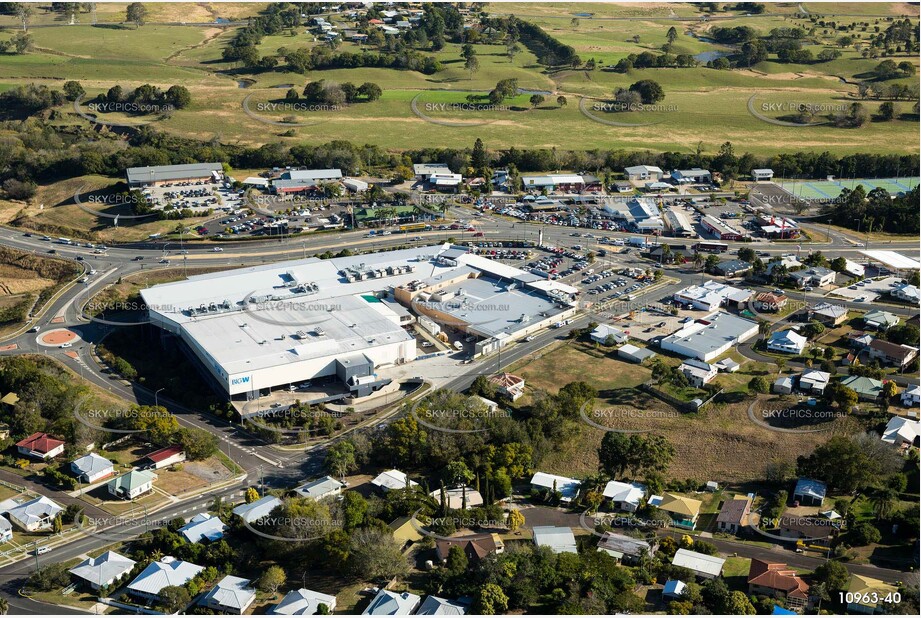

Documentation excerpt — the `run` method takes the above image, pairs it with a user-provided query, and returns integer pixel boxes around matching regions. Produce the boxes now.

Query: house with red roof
[15,432,65,460]
[141,445,186,470]
[747,559,810,610]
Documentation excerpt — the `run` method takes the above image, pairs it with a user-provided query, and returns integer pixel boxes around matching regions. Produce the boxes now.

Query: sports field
[780,177,920,200]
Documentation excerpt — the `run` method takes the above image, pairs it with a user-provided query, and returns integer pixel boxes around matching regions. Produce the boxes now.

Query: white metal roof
[532,525,578,554]
[371,469,418,491]
[69,551,136,588]
[201,575,255,611]
[859,250,921,270]
[672,548,725,577]
[127,557,203,595]
[273,588,338,615]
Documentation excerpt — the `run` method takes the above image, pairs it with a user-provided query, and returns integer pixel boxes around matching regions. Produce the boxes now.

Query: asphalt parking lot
[142,181,229,214]
[828,275,905,302]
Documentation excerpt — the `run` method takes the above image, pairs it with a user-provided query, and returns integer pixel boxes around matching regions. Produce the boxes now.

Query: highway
[0,205,918,613]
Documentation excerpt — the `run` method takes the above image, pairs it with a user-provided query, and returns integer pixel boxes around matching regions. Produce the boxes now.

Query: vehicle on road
[35,546,51,555]
[525,335,536,342]
[212,247,224,252]
[133,256,144,261]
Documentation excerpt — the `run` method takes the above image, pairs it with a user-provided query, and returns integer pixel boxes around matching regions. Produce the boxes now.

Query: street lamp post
[154,387,165,409]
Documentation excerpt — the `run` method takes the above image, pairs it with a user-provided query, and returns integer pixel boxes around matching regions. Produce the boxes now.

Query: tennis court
[779,177,919,200]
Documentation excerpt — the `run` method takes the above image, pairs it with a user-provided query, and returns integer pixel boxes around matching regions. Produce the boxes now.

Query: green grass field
[0,3,917,154]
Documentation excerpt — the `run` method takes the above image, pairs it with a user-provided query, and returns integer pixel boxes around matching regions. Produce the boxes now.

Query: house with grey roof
[0,515,11,543]
[70,453,115,484]
[69,551,136,590]
[840,375,884,401]
[127,556,203,603]
[6,496,63,532]
[532,526,578,554]
[415,596,468,615]
[361,589,421,615]
[293,476,346,501]
[790,267,835,288]
[232,495,282,524]
[107,469,157,500]
[179,513,227,544]
[793,478,827,507]
[200,575,256,614]
[272,588,337,615]
[863,310,900,331]
[596,531,655,564]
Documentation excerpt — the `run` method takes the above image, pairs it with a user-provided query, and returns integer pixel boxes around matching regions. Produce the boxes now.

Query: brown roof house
[716,496,752,535]
[747,559,810,610]
[488,373,525,401]
[15,432,65,460]
[435,534,504,563]
[755,292,788,313]
[867,339,918,369]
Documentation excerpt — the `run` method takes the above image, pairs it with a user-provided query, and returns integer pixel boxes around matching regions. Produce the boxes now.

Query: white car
[525,335,536,342]
[212,247,224,252]
[35,546,51,556]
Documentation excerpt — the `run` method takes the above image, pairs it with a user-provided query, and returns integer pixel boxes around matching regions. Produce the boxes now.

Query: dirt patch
[182,456,234,483]
[156,468,208,495]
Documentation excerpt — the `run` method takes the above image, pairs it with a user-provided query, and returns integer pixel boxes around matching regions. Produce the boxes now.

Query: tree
[878,101,895,121]
[474,583,509,614]
[257,565,286,593]
[882,381,899,400]
[0,596,7,615]
[63,80,85,101]
[325,440,357,479]
[157,586,191,613]
[244,487,260,503]
[15,2,34,30]
[666,26,678,44]
[52,514,63,534]
[748,376,770,394]
[506,508,525,532]
[444,461,474,486]
[464,55,480,78]
[358,82,382,101]
[529,94,545,108]
[628,79,665,104]
[850,521,882,546]
[348,528,407,580]
[557,95,567,107]
[126,2,147,29]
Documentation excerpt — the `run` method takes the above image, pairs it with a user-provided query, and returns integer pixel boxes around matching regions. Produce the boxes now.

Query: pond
[693,50,732,63]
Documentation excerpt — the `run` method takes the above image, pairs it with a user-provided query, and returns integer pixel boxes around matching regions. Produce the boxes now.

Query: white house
[6,496,63,532]
[901,385,920,408]
[767,330,807,355]
[272,588,337,615]
[127,556,203,603]
[179,513,227,544]
[799,369,831,394]
[773,376,794,395]
[625,165,664,181]
[294,476,346,501]
[69,551,136,591]
[362,589,421,615]
[70,453,115,484]
[672,548,725,579]
[107,469,157,500]
[530,472,581,503]
[842,259,865,278]
[678,359,718,388]
[416,596,468,615]
[602,480,646,512]
[881,416,920,449]
[200,575,257,614]
[590,324,627,345]
[232,495,282,524]
[532,526,578,554]
[751,168,774,181]
[891,283,920,304]
[370,469,418,493]
[0,516,12,543]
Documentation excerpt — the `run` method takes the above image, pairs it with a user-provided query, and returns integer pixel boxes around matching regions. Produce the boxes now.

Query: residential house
[429,486,484,510]
[671,548,725,579]
[69,551,136,591]
[867,339,918,368]
[790,267,835,289]
[767,330,807,355]
[0,516,11,543]
[435,534,504,563]
[900,385,920,408]
[849,332,875,350]
[362,589,421,615]
[662,579,687,601]
[799,369,831,395]
[200,575,256,614]
[532,526,578,554]
[6,496,63,531]
[658,493,702,529]
[389,516,424,547]
[765,255,802,275]
[530,472,581,503]
[70,453,115,484]
[846,574,899,614]
[590,324,627,345]
[755,292,788,312]
[488,372,525,400]
[15,432,65,460]
[232,495,282,524]
[714,259,752,277]
[271,588,337,615]
[596,531,655,564]
[810,302,847,326]
[747,559,810,610]
[773,376,794,394]
[179,513,227,544]
[415,596,468,615]
[715,358,740,373]
[127,556,204,604]
[142,445,186,470]
[107,469,157,500]
[678,359,719,388]
[602,480,646,512]
[752,168,774,181]
[294,476,346,501]
[371,469,419,493]
[618,343,657,363]
[840,375,884,401]
[778,515,837,541]
[891,283,919,304]
[881,416,919,449]
[793,478,826,506]
[716,496,752,534]
[671,168,712,184]
[842,259,865,278]
[863,310,900,332]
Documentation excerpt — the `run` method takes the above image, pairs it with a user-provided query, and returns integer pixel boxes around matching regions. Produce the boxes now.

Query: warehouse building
[126,163,224,187]
[660,312,759,361]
